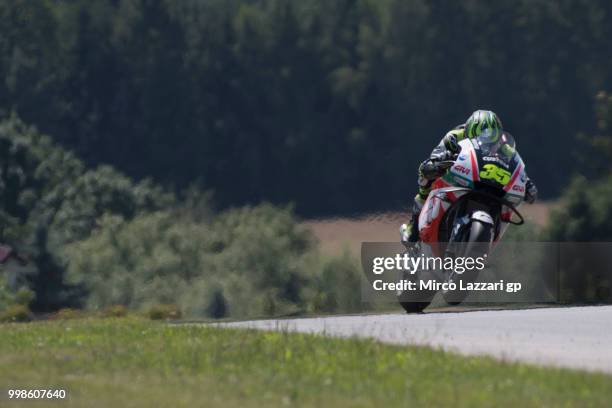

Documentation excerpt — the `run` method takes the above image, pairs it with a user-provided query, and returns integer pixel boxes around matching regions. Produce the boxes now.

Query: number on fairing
[479,164,511,185]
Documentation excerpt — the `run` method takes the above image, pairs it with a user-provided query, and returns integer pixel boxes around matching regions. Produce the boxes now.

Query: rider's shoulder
[445,125,465,139]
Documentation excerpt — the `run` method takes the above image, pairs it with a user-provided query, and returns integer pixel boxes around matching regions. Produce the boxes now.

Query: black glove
[525,180,537,204]
[421,159,452,180]
[443,133,460,154]
[430,148,457,163]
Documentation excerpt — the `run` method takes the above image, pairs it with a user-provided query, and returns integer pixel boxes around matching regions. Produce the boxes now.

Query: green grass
[0,318,610,407]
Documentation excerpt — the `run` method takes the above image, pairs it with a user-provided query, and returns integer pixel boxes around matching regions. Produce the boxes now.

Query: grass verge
[0,318,609,407]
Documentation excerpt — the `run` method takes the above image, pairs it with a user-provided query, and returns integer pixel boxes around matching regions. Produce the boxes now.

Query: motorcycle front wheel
[442,219,493,305]
[397,262,436,314]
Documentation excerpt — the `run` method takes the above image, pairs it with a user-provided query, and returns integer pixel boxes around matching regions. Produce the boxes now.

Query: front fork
[444,211,494,284]
[445,214,471,258]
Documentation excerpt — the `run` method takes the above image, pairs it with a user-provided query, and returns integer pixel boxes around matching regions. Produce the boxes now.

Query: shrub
[309,251,365,314]
[101,304,128,318]
[544,175,612,241]
[206,288,227,319]
[14,287,35,306]
[148,304,182,320]
[64,204,321,319]
[63,202,369,319]
[0,278,35,311]
[543,175,612,303]
[49,308,83,320]
[0,116,176,311]
[0,304,33,323]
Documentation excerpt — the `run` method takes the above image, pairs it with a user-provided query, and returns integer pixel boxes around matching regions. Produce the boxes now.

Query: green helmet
[465,110,503,141]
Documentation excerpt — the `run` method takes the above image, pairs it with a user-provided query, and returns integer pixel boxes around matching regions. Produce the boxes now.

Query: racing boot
[400,194,426,249]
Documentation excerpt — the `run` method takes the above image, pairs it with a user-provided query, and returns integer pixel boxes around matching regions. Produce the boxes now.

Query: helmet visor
[476,128,501,145]
[476,130,516,161]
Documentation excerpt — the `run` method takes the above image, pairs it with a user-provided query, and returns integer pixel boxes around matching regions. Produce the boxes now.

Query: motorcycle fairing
[418,135,527,251]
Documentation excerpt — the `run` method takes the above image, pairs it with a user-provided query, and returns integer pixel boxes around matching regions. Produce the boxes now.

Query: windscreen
[474,129,517,163]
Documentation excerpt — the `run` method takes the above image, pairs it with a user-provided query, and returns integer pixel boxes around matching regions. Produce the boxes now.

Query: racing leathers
[401,125,538,245]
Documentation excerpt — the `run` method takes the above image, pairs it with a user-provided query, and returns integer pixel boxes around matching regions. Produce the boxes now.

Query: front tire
[397,268,436,313]
[443,219,493,305]
[399,301,429,314]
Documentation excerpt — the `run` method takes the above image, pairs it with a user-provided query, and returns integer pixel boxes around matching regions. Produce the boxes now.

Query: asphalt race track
[219,306,612,373]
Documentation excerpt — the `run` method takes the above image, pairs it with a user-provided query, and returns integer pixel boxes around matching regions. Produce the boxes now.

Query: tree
[0,116,173,310]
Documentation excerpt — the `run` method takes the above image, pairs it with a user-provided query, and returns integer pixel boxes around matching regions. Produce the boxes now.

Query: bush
[14,287,35,306]
[0,116,370,320]
[309,251,364,314]
[542,175,612,303]
[148,304,182,320]
[101,305,128,318]
[0,277,34,311]
[545,175,612,241]
[0,304,33,323]
[64,205,310,318]
[49,308,83,320]
[0,116,176,311]
[206,288,227,319]
[63,203,368,319]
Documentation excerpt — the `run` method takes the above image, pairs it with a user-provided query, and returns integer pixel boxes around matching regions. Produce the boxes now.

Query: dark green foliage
[541,176,612,303]
[4,0,612,314]
[546,90,612,241]
[546,175,612,241]
[0,117,369,317]
[577,91,612,176]
[0,116,174,311]
[543,95,612,302]
[147,304,182,320]
[0,304,32,322]
[206,288,227,319]
[310,252,364,313]
[592,92,612,161]
[63,203,368,318]
[2,0,612,215]
[0,277,33,310]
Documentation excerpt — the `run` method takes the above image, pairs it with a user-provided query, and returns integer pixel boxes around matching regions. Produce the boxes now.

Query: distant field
[304,202,557,255]
[1,318,610,407]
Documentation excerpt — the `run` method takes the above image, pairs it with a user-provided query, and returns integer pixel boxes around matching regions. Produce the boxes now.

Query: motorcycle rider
[400,109,538,247]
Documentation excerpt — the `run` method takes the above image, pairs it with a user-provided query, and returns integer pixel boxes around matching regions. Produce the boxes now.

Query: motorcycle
[398,130,528,313]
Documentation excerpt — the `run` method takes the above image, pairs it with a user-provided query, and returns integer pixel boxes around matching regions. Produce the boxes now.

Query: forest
[1,0,612,317]
[2,0,611,215]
